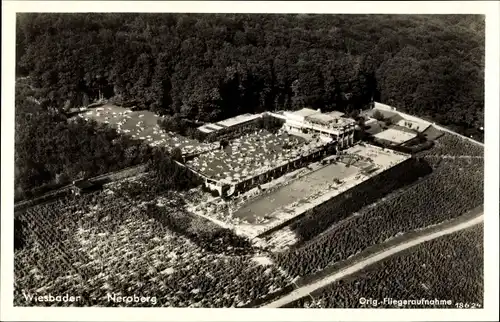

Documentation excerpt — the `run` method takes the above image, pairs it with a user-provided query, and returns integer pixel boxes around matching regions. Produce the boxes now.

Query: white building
[197,113,263,135]
[283,108,356,148]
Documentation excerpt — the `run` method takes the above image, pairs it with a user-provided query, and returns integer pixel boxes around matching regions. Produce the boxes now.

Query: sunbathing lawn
[80,104,216,155]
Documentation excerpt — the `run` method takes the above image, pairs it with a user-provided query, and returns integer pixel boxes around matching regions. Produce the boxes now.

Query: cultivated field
[14,175,291,307]
[289,224,483,308]
[417,133,484,157]
[421,125,445,141]
[272,133,483,279]
[81,104,216,155]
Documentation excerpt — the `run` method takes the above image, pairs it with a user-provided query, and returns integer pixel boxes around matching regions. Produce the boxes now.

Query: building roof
[73,180,94,189]
[216,113,262,128]
[306,113,336,125]
[205,123,224,130]
[287,108,320,119]
[285,109,355,128]
[197,125,215,133]
[374,102,395,110]
[326,111,345,118]
[197,122,226,133]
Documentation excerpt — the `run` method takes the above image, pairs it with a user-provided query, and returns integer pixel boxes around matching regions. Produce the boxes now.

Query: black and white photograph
[1,1,499,321]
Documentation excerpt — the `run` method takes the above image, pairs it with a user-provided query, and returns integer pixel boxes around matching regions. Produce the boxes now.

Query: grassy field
[364,120,384,136]
[81,104,215,155]
[421,125,445,141]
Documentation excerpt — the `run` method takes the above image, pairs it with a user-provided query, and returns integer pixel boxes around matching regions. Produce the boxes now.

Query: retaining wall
[256,156,431,240]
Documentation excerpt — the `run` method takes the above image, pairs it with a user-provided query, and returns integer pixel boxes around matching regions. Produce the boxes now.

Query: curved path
[262,212,484,308]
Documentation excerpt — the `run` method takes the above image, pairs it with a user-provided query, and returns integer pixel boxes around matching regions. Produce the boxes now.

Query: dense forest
[14,13,485,199]
[14,85,145,199]
[16,13,484,134]
[14,83,197,200]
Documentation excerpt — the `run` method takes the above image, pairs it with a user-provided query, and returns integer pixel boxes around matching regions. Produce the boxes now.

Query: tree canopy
[16,13,484,137]
[14,83,193,201]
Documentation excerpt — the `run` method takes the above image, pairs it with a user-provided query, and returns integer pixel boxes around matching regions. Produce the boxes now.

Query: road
[262,212,484,308]
[14,164,148,212]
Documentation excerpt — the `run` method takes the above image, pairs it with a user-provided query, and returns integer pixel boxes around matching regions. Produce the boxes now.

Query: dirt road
[262,212,484,308]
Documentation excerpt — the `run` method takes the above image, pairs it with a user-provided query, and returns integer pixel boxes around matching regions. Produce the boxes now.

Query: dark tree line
[14,13,485,198]
[14,84,193,201]
[16,13,484,136]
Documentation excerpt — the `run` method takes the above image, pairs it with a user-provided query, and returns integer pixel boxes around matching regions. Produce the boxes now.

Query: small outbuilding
[71,179,100,196]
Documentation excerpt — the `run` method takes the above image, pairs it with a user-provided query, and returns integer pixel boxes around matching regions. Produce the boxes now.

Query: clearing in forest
[80,104,216,156]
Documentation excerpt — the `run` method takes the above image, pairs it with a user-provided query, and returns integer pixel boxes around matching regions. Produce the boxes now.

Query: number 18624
[455,302,482,309]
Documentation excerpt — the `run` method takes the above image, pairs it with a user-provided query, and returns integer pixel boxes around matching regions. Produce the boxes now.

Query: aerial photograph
[12,12,486,310]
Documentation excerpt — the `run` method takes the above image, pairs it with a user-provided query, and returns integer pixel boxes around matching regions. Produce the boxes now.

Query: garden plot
[80,104,216,155]
[14,183,290,308]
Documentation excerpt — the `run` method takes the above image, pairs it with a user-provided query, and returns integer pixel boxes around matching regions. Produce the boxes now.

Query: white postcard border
[2,1,498,321]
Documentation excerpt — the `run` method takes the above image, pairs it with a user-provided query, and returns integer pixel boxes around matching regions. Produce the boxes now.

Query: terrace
[189,143,411,240]
[325,111,345,118]
[185,130,329,185]
[306,113,336,126]
[197,123,225,134]
[373,128,417,145]
[80,104,217,156]
[348,144,409,169]
[284,108,356,136]
[306,114,354,129]
[365,103,431,133]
